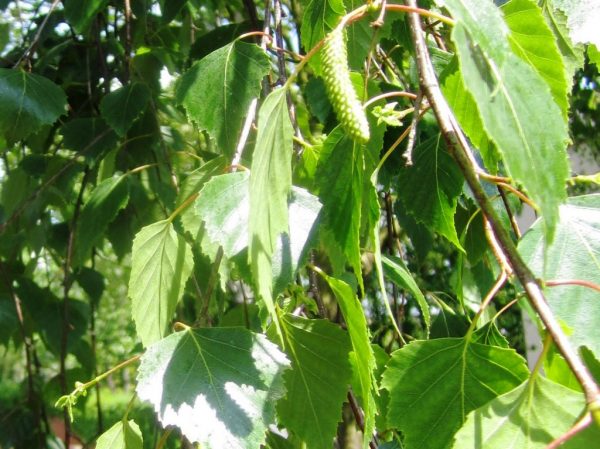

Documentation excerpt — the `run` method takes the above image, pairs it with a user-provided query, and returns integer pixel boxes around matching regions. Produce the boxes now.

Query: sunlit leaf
[382,338,529,449]
[176,41,270,156]
[519,194,600,356]
[452,376,585,449]
[249,89,293,338]
[438,0,570,241]
[137,327,289,449]
[552,0,600,47]
[0,69,67,142]
[129,220,194,347]
[95,419,143,449]
[502,0,569,120]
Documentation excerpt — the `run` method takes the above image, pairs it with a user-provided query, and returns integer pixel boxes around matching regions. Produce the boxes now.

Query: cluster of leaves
[1,1,600,449]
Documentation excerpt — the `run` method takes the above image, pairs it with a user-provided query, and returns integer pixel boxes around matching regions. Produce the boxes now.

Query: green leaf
[272,187,322,296]
[344,0,373,69]
[552,0,600,47]
[249,89,293,337]
[0,69,67,142]
[382,255,431,335]
[397,134,464,249]
[316,126,363,284]
[63,0,109,34]
[128,220,194,347]
[320,274,376,449]
[193,170,320,295]
[95,419,143,449]
[518,194,600,355]
[382,338,529,449]
[502,0,569,120]
[61,118,119,162]
[276,314,352,449]
[452,376,585,449]
[540,2,585,80]
[73,174,130,266]
[442,61,497,171]
[100,83,151,137]
[176,41,270,157]
[0,299,18,346]
[178,157,228,238]
[197,171,250,258]
[440,0,570,241]
[137,327,289,449]
[300,0,346,74]
[589,44,600,69]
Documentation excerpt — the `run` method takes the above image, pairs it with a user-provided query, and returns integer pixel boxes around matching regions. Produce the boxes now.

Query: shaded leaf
[61,118,119,163]
[73,174,130,266]
[382,254,431,335]
[0,69,66,142]
[301,0,346,74]
[316,126,363,284]
[176,41,270,157]
[397,134,464,248]
[100,83,152,137]
[276,314,352,449]
[129,220,194,347]
[502,0,569,120]
[95,419,143,449]
[249,89,293,337]
[137,327,289,449]
[519,194,600,355]
[452,376,584,449]
[321,274,376,449]
[382,338,529,449]
[440,0,569,241]
[64,0,108,34]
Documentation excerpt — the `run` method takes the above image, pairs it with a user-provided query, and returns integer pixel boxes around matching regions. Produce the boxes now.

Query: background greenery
[0,1,599,448]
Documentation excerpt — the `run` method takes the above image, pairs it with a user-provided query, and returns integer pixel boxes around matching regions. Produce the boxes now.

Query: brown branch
[546,279,600,294]
[498,185,521,239]
[545,413,591,449]
[405,0,600,413]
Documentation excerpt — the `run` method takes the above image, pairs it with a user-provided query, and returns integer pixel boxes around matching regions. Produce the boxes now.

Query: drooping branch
[405,0,600,416]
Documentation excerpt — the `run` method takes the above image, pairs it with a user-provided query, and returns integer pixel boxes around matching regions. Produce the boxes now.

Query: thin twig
[498,186,522,239]
[14,0,61,68]
[405,0,600,413]
[403,90,423,165]
[546,279,600,294]
[545,413,592,449]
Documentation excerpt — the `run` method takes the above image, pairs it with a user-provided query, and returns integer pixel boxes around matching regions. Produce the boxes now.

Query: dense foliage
[1,1,600,448]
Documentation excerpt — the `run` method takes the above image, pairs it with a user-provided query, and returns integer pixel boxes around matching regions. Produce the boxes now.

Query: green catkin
[322,27,370,143]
